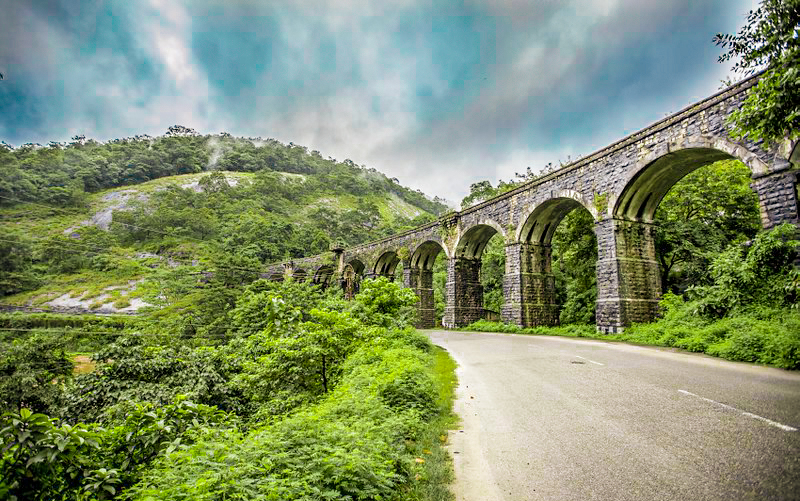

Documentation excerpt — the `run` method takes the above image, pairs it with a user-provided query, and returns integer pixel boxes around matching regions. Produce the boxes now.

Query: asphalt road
[425,330,800,501]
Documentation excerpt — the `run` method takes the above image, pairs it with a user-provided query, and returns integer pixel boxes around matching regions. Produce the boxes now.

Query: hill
[0,128,449,312]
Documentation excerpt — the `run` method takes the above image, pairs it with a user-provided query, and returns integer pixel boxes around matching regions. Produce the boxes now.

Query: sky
[0,0,757,204]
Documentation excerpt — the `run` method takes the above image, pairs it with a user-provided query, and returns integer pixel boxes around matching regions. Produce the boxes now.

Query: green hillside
[0,130,449,312]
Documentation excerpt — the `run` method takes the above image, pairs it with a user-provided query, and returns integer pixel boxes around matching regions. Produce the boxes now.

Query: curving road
[425,330,800,501]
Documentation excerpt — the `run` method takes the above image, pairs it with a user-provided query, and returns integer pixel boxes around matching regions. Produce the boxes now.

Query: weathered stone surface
[443,258,483,328]
[263,74,797,332]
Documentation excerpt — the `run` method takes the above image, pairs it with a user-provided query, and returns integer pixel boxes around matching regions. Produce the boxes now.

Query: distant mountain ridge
[0,126,450,215]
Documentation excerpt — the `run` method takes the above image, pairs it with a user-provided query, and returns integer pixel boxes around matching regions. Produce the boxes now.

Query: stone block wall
[443,258,483,328]
[596,218,661,333]
[752,170,799,229]
[502,243,560,327]
[406,267,436,328]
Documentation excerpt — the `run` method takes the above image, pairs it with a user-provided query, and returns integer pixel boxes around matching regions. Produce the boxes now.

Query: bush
[0,334,73,414]
[0,408,111,501]
[350,277,419,329]
[127,333,441,500]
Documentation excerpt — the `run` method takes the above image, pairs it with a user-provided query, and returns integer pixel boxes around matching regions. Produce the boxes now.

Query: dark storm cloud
[0,0,755,202]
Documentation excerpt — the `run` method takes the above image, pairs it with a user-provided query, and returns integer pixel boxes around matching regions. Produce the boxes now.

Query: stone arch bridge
[265,75,799,332]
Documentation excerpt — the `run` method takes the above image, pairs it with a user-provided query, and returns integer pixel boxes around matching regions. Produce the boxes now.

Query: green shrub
[350,277,419,329]
[128,339,442,500]
[0,334,73,414]
[0,408,112,501]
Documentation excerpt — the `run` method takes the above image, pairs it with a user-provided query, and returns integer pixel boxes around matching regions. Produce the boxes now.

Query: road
[425,330,800,501]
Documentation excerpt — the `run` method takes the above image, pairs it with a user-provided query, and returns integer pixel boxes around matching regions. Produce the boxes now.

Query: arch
[790,139,800,166]
[373,250,401,277]
[615,143,765,222]
[312,265,335,288]
[347,259,365,275]
[410,240,446,270]
[455,223,503,259]
[292,268,308,281]
[516,194,595,244]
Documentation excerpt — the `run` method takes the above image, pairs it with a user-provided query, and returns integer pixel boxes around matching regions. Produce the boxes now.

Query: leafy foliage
[129,330,441,501]
[1,277,456,500]
[552,208,598,324]
[684,223,799,317]
[0,408,110,501]
[655,159,761,293]
[349,277,419,328]
[0,230,40,296]
[0,335,73,414]
[714,0,800,143]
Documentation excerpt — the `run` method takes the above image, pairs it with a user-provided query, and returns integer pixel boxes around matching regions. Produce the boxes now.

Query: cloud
[0,0,753,203]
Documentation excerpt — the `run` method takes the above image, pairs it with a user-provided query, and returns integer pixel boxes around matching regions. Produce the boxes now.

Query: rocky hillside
[0,129,449,313]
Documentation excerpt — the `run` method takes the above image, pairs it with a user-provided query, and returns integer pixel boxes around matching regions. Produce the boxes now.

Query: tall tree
[654,159,761,293]
[714,0,800,143]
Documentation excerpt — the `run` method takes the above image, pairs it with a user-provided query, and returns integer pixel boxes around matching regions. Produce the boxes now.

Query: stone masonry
[263,74,798,332]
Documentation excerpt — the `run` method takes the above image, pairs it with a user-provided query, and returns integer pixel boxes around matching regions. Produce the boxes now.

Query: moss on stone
[593,192,609,218]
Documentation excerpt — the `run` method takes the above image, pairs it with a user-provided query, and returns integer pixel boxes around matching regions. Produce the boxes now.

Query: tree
[654,159,761,293]
[0,230,39,296]
[0,335,73,414]
[460,181,497,209]
[551,209,598,324]
[714,0,800,143]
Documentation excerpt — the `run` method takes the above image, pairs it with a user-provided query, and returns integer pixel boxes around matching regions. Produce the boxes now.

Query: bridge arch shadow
[455,222,505,260]
[373,251,401,279]
[615,142,766,223]
[517,196,593,245]
[411,240,445,271]
[312,265,335,289]
[506,197,597,327]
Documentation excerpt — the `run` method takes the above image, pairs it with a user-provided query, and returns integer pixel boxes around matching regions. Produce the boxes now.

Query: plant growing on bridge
[714,0,800,143]
[592,192,608,219]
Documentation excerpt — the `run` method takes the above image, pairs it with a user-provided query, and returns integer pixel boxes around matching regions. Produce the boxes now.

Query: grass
[461,312,800,370]
[400,346,458,501]
[90,171,257,199]
[297,193,424,225]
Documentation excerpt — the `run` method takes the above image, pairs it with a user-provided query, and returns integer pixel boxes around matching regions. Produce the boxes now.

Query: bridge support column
[443,258,483,328]
[405,266,436,328]
[595,218,661,333]
[502,243,559,327]
[751,170,799,229]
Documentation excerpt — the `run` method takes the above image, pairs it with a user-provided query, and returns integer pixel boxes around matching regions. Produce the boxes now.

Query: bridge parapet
[260,73,797,331]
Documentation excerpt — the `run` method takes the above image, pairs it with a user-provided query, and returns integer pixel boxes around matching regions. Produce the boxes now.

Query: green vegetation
[0,130,447,307]
[714,0,800,144]
[0,278,458,500]
[0,129,447,215]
